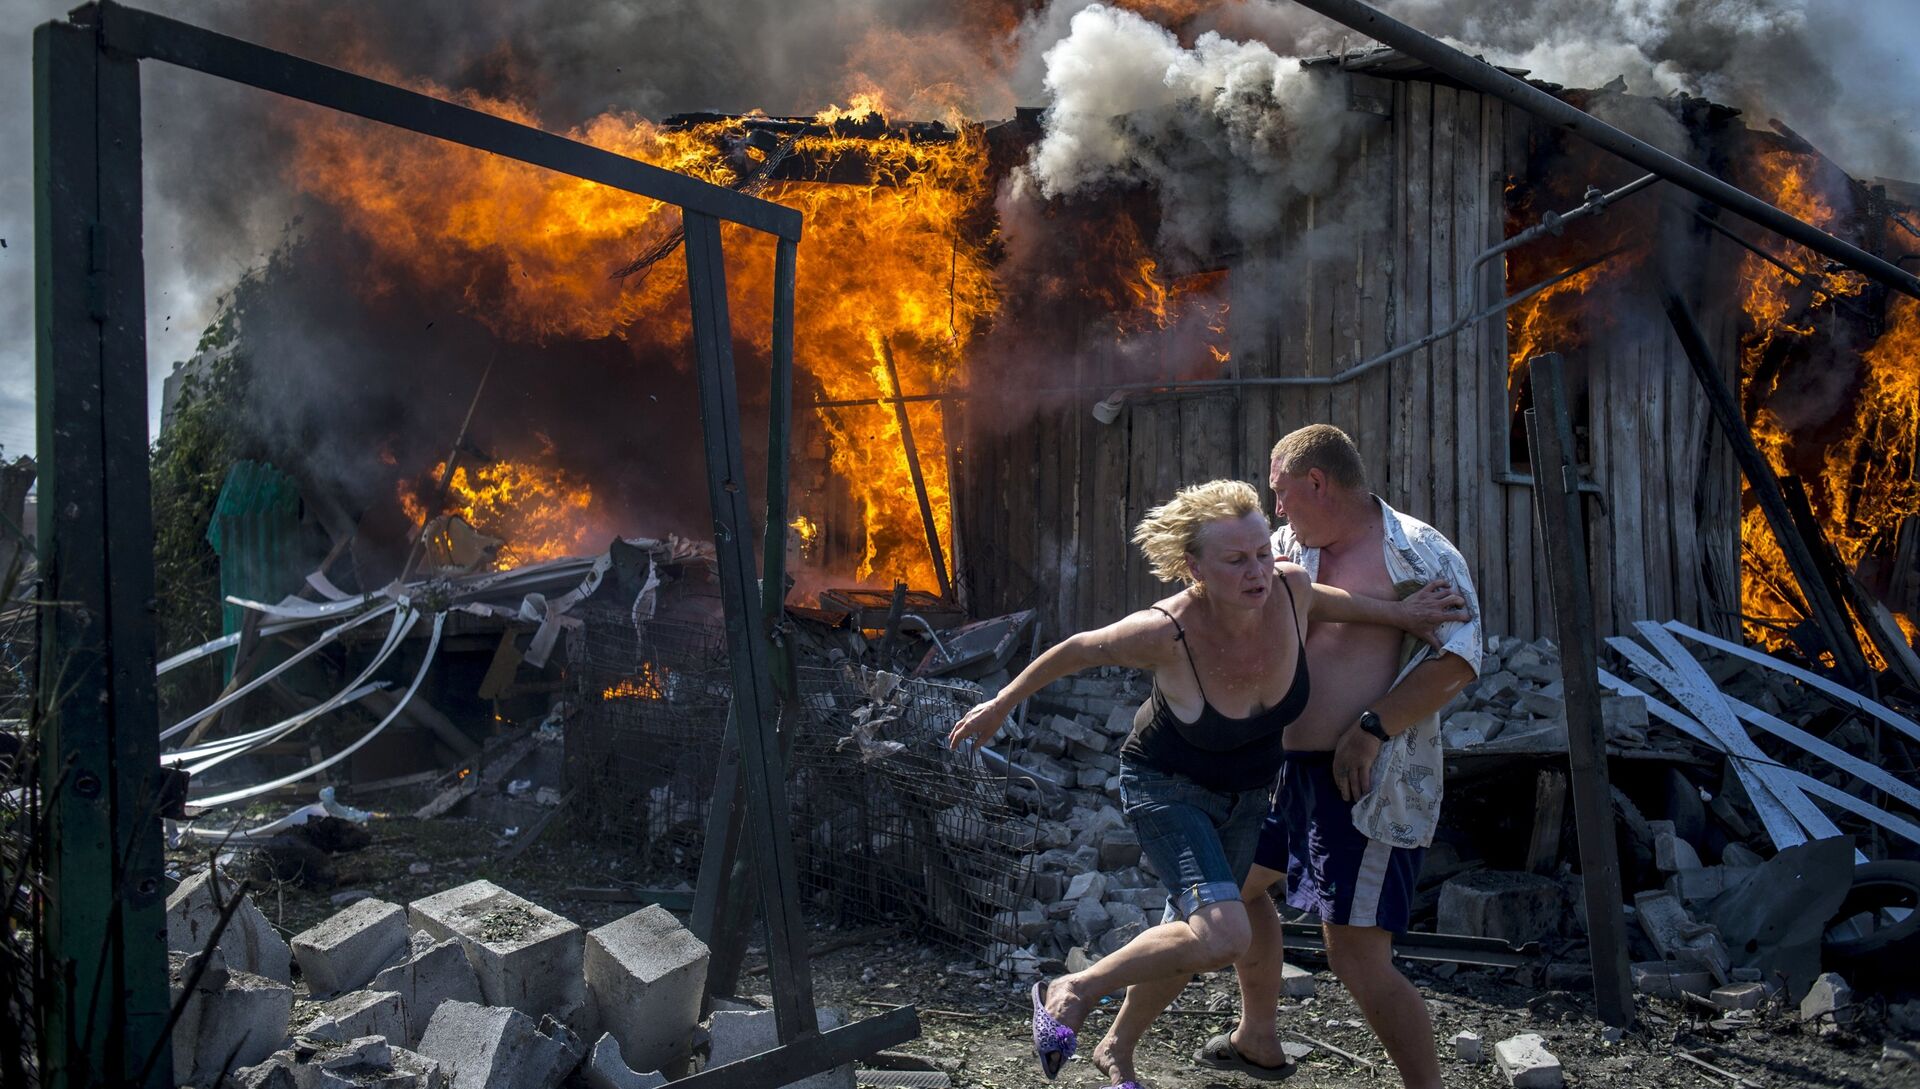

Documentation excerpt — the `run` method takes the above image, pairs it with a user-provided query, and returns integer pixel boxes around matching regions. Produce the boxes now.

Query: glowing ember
[602,663,668,701]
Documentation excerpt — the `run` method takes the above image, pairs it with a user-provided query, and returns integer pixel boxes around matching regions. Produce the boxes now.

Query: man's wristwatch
[1357,710,1390,743]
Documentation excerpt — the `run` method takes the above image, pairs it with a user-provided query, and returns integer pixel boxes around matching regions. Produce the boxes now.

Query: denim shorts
[1117,760,1271,918]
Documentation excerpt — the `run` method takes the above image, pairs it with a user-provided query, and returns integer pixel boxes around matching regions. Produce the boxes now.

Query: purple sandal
[1029,979,1076,1079]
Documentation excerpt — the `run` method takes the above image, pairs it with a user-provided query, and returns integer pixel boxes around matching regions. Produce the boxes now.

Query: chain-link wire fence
[565,604,1034,963]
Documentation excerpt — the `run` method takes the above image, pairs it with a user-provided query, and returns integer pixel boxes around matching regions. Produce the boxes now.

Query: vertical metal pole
[682,212,816,1041]
[1660,288,1873,686]
[1523,354,1635,1028]
[693,236,801,1003]
[878,338,952,599]
[34,17,173,1086]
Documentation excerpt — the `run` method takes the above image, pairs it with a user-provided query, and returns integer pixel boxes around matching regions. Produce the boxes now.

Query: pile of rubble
[165,870,835,1089]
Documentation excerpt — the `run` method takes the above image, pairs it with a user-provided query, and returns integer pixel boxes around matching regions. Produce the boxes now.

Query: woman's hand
[948,696,1012,750]
[1396,579,1471,650]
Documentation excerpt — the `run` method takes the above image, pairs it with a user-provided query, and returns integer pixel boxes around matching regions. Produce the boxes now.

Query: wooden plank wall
[952,71,1743,641]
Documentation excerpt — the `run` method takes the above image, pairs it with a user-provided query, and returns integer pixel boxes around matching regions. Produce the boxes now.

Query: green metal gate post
[34,16,173,1087]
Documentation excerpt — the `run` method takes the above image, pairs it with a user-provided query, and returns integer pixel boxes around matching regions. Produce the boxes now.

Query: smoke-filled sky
[0,0,1915,462]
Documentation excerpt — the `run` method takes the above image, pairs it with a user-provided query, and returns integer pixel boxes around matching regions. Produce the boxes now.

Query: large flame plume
[291,79,996,587]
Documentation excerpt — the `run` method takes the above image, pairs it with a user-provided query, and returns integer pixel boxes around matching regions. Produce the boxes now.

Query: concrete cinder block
[1453,1030,1484,1064]
[582,905,710,1075]
[1633,891,1730,982]
[302,988,407,1044]
[1096,828,1142,871]
[1493,1033,1563,1088]
[1631,960,1714,999]
[372,935,485,1047]
[707,1008,852,1089]
[410,881,584,1020]
[417,999,582,1089]
[1281,962,1315,999]
[584,1033,669,1089]
[170,965,293,1088]
[167,867,293,984]
[1712,982,1770,1011]
[1654,830,1703,873]
[1437,871,1567,944]
[292,898,409,998]
[1068,897,1111,946]
[1800,972,1853,1022]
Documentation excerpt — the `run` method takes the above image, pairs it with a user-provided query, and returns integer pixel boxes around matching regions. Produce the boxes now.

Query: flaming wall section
[959,72,1743,642]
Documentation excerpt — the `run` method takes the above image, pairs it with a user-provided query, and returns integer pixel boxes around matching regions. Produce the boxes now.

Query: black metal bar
[1283,0,1920,302]
[1280,922,1539,968]
[682,210,816,1042]
[87,1,801,241]
[671,1005,922,1089]
[34,19,172,1086]
[695,236,802,1004]
[1523,353,1635,1028]
[1660,288,1874,686]
[877,338,952,598]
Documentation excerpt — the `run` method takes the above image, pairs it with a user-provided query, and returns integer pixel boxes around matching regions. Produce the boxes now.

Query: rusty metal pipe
[1284,0,1920,301]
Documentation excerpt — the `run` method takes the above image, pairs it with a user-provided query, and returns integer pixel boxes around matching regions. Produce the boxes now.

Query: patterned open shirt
[1272,495,1484,849]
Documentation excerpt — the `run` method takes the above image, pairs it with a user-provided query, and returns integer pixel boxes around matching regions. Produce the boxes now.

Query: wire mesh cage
[565,606,1035,962]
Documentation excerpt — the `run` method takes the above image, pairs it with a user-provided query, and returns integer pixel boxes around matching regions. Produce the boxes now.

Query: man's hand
[1396,579,1471,650]
[1332,723,1383,802]
[948,697,1012,751]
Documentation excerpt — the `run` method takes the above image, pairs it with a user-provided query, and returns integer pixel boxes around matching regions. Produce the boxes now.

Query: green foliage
[149,278,260,671]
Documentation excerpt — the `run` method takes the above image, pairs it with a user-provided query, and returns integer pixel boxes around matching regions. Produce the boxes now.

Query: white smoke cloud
[1020,5,1358,261]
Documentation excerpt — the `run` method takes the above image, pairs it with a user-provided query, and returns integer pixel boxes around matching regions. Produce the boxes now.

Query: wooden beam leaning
[88,1,800,241]
[879,338,953,600]
[682,210,817,1041]
[33,20,173,1087]
[1660,288,1873,687]
[1521,353,1634,1027]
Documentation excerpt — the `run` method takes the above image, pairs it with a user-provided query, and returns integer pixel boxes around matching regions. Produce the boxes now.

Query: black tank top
[1118,579,1311,793]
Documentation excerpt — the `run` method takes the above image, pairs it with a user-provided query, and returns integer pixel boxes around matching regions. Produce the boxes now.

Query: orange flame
[291,83,995,589]
[602,662,668,701]
[399,440,604,568]
[1734,150,1915,665]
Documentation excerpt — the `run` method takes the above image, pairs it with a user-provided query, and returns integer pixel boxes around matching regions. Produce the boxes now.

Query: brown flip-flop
[1194,1031,1297,1081]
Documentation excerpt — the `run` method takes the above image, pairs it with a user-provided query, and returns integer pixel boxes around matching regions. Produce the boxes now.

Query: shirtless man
[1197,424,1481,1089]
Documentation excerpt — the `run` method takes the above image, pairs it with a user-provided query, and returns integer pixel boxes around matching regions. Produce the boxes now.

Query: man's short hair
[1270,424,1368,490]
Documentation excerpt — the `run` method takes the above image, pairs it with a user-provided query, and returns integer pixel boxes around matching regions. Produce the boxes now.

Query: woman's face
[1186,511,1275,607]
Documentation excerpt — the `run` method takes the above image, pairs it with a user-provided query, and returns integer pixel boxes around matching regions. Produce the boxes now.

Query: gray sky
[0,0,1915,464]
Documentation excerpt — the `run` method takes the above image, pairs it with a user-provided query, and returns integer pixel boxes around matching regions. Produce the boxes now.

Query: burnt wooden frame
[33,4,915,1086]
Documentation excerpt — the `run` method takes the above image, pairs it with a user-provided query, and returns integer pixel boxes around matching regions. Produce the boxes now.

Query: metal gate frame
[31,4,915,1085]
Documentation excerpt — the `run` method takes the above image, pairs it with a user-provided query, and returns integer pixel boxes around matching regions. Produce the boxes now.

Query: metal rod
[1521,353,1635,1028]
[878,338,953,598]
[1282,0,1920,301]
[400,353,493,581]
[87,1,800,240]
[1660,286,1873,686]
[1459,173,1660,316]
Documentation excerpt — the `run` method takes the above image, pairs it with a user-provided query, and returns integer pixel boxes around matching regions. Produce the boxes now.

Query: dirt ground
[183,812,1913,1089]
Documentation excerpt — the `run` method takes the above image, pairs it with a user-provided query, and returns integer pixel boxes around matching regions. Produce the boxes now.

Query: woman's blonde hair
[1132,479,1265,584]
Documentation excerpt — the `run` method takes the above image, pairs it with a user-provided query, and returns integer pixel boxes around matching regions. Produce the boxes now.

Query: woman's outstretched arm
[947,609,1173,750]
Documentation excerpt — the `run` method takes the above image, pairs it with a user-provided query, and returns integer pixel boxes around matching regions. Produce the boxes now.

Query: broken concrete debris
[292,897,409,998]
[1436,870,1567,945]
[301,989,408,1044]
[371,934,485,1047]
[170,946,295,1088]
[415,1000,583,1089]
[583,1033,669,1089]
[706,1006,853,1089]
[231,1036,446,1089]
[582,904,712,1074]
[1799,971,1854,1024]
[1453,1030,1484,1064]
[168,865,294,985]
[410,879,585,1019]
[1492,1032,1563,1088]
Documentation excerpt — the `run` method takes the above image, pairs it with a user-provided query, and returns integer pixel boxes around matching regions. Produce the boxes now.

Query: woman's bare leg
[1043,901,1252,1032]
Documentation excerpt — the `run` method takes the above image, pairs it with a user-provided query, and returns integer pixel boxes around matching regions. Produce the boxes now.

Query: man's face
[1269,460,1330,547]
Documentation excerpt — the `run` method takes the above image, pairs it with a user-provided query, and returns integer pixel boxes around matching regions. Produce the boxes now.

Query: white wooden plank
[1598,669,1920,850]
[1665,620,1920,746]
[1632,622,1856,849]
[1726,696,1920,812]
[1605,633,1809,849]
